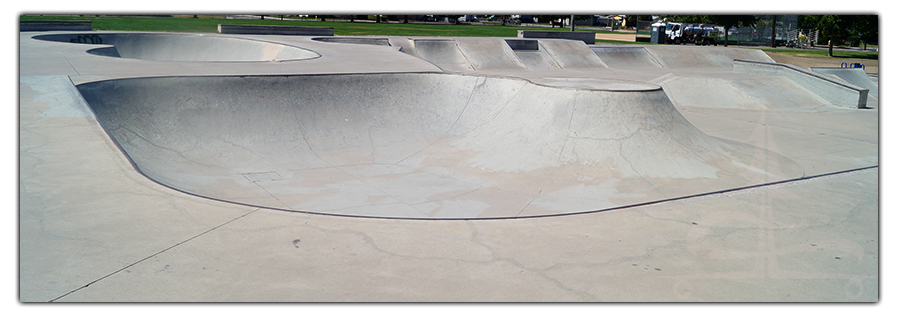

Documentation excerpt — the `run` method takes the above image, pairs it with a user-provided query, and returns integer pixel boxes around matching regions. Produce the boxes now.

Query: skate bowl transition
[32,33,320,62]
[77,73,804,219]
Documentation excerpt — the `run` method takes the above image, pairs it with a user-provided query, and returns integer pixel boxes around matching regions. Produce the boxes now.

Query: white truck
[665,22,720,45]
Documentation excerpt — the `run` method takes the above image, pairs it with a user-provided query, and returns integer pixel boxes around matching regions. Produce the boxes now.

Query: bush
[847,36,860,47]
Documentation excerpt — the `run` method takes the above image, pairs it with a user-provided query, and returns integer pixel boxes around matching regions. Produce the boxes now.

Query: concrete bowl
[32,32,320,62]
[76,72,803,219]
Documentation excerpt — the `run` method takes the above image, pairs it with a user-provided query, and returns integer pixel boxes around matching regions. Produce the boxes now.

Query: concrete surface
[19,31,878,302]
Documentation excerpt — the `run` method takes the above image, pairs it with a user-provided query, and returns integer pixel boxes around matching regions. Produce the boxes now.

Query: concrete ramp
[513,49,561,70]
[645,46,774,69]
[810,67,878,97]
[735,60,868,108]
[591,47,662,69]
[656,75,832,110]
[405,38,607,72]
[538,39,608,69]
[411,39,474,71]
[506,39,561,70]
[455,38,527,70]
[77,73,803,219]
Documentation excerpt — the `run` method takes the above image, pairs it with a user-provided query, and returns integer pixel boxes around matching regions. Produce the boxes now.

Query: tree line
[799,15,878,54]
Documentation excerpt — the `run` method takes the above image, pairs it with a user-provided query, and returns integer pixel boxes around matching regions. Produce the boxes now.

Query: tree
[846,15,878,50]
[800,15,877,56]
[818,15,842,56]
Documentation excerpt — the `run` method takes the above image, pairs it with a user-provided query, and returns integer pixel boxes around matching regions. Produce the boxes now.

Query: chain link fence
[722,15,799,47]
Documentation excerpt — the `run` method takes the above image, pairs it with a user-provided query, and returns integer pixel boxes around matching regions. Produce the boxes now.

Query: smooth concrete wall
[20,20,92,31]
[734,59,868,108]
[218,24,333,36]
[518,30,595,44]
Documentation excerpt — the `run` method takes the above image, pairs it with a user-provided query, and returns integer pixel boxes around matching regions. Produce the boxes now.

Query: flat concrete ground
[17,30,879,308]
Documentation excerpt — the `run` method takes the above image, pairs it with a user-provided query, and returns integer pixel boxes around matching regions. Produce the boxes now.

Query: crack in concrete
[298,220,491,266]
[116,126,233,173]
[290,105,330,166]
[464,220,599,301]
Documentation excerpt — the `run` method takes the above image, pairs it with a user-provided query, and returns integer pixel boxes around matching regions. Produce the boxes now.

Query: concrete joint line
[48,208,261,302]
[518,90,578,216]
[393,76,481,165]
[251,180,294,211]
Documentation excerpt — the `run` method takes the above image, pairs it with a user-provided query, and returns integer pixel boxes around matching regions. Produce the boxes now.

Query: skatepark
[19,26,878,302]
